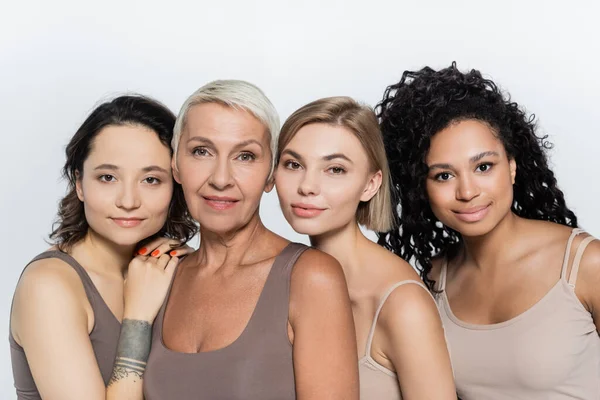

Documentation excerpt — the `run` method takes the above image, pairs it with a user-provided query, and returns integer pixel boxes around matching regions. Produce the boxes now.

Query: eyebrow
[94,164,169,174]
[188,136,264,151]
[428,151,500,171]
[280,149,353,163]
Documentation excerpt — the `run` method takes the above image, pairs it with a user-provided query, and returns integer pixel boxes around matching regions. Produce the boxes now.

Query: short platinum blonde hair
[278,96,394,232]
[172,79,280,177]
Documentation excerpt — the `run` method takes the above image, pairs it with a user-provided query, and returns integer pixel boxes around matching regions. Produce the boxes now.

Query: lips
[203,195,239,211]
[111,218,144,228]
[452,204,491,223]
[291,203,326,218]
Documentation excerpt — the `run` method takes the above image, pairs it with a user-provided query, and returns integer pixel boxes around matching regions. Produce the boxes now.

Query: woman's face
[425,119,516,238]
[76,124,173,246]
[275,123,381,237]
[173,102,273,235]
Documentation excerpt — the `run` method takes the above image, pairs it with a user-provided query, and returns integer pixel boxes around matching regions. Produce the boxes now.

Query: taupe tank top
[144,242,309,400]
[359,280,435,400]
[436,228,600,399]
[9,251,121,400]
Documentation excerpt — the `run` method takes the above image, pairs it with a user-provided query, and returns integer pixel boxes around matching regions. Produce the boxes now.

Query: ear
[172,156,181,184]
[509,158,517,185]
[264,170,275,193]
[360,170,383,202]
[75,170,84,201]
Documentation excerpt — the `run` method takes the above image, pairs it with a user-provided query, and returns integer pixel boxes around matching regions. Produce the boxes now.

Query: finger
[168,244,194,257]
[156,253,172,270]
[164,256,179,275]
[150,240,183,258]
[137,237,176,256]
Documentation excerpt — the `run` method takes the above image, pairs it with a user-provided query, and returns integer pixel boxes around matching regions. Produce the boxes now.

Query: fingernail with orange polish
[138,247,147,255]
[169,251,177,256]
[151,250,160,257]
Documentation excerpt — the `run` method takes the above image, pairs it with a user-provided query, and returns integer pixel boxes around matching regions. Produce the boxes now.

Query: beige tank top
[359,280,435,400]
[436,228,600,399]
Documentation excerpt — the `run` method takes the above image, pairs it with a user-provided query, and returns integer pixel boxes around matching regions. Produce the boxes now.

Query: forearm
[106,319,152,400]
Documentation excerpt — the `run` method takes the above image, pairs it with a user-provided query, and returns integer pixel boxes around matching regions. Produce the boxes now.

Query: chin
[288,218,329,237]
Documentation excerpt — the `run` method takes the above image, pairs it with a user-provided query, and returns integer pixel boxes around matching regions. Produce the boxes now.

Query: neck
[461,211,522,270]
[196,211,272,268]
[310,220,371,278]
[69,229,135,278]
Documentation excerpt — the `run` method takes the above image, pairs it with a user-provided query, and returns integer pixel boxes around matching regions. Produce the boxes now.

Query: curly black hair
[375,62,577,290]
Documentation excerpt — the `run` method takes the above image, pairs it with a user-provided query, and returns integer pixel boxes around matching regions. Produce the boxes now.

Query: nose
[116,182,141,211]
[298,170,320,196]
[456,174,480,201]
[209,157,234,190]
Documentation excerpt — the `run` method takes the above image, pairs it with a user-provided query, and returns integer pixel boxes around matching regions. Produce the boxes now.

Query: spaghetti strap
[438,260,449,291]
[568,235,596,287]
[560,228,585,279]
[363,280,432,357]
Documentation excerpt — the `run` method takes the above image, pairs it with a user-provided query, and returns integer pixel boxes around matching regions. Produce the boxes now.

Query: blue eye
[192,147,209,157]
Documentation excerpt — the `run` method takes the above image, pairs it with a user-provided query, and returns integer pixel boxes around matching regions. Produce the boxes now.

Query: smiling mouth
[291,204,326,218]
[452,204,491,223]
[111,218,144,228]
[203,196,239,210]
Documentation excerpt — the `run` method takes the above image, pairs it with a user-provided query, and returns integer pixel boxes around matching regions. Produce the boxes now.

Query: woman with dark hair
[10,95,197,400]
[377,63,600,399]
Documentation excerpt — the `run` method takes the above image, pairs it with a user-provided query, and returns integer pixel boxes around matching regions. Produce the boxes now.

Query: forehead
[184,102,269,146]
[86,124,171,167]
[426,119,506,163]
[287,123,368,160]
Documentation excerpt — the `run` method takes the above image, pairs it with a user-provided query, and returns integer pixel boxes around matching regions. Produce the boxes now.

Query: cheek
[426,181,453,210]
[145,184,173,214]
[274,171,297,200]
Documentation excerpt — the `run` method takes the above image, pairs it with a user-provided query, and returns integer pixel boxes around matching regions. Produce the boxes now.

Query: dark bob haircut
[376,62,577,290]
[50,95,198,251]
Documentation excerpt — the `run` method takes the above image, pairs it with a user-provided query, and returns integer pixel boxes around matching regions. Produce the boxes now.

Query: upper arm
[379,283,456,400]
[289,249,358,400]
[574,239,600,332]
[12,261,106,400]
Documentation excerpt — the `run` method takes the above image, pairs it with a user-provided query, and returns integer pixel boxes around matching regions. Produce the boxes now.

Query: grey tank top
[436,228,600,399]
[9,251,121,400]
[144,242,309,400]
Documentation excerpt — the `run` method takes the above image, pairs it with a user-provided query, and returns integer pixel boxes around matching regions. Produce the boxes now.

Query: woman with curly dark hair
[377,63,600,399]
[10,95,197,400]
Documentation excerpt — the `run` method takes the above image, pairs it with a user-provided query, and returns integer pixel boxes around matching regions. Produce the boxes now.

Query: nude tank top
[9,250,121,400]
[359,280,436,400]
[436,228,600,399]
[143,242,309,400]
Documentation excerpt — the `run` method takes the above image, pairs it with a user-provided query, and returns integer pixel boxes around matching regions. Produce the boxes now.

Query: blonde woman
[275,96,456,399]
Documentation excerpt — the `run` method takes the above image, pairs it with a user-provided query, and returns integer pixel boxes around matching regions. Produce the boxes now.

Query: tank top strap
[245,242,309,334]
[364,280,431,357]
[560,228,586,280]
[438,259,449,292]
[567,235,596,287]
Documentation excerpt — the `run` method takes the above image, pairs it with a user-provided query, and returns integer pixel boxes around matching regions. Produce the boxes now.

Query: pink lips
[291,203,326,218]
[203,195,239,211]
[112,218,144,228]
[453,204,491,223]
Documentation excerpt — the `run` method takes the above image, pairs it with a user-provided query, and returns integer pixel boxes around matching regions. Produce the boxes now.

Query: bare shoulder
[12,257,89,341]
[573,235,600,306]
[373,244,420,281]
[291,248,347,288]
[378,280,440,334]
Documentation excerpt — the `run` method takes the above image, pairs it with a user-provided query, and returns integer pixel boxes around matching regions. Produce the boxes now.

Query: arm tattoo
[108,319,152,386]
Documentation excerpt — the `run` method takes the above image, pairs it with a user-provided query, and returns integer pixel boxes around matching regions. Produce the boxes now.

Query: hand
[123,253,179,323]
[136,237,195,258]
